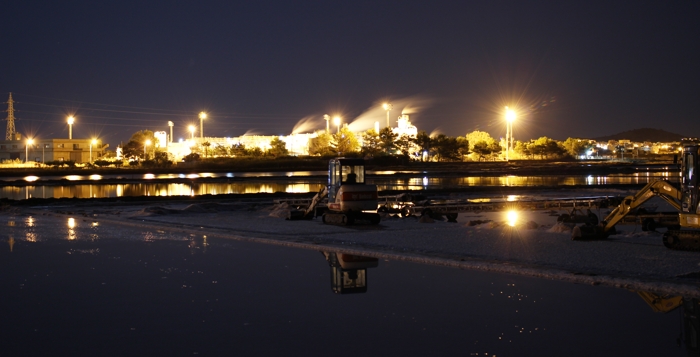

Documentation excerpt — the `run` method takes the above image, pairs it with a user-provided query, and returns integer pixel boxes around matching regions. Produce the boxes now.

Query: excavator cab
[681,144,700,214]
[324,158,380,225]
[328,158,366,202]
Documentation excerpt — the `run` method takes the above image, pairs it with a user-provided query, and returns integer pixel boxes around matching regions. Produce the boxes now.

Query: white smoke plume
[346,95,434,132]
[291,115,325,135]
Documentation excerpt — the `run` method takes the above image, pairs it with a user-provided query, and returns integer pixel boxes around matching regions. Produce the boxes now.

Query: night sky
[2,1,699,147]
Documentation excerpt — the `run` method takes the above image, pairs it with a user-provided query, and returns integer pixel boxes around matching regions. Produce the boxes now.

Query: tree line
[117,128,599,166]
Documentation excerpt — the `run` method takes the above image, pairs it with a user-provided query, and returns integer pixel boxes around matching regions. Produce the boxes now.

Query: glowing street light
[144,139,151,160]
[67,116,75,139]
[26,138,34,163]
[167,121,174,144]
[188,125,196,140]
[382,103,392,128]
[505,106,516,161]
[333,116,341,134]
[323,114,330,133]
[90,139,98,163]
[199,112,207,140]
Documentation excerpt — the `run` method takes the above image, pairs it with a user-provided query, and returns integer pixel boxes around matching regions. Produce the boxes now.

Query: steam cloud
[346,96,434,132]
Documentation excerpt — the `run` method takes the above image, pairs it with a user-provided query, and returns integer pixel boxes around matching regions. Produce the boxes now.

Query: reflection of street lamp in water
[67,217,76,240]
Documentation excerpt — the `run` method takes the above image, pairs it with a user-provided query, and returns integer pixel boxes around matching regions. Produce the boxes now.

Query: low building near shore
[0,135,107,164]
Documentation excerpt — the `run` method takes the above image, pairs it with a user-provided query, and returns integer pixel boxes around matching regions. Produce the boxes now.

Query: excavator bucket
[571,224,610,241]
[287,186,328,221]
[287,209,309,220]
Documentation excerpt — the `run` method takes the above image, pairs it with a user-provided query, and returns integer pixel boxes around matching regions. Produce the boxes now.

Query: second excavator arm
[600,180,682,233]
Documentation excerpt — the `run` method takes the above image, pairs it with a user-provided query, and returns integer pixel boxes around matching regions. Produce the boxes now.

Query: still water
[0,171,680,200]
[0,215,691,356]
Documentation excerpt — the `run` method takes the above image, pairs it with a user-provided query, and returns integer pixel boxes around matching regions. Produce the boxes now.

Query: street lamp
[90,139,97,163]
[67,116,75,139]
[505,106,516,161]
[323,114,330,133]
[333,116,341,134]
[382,103,392,128]
[144,139,151,160]
[26,138,34,163]
[199,112,207,140]
[188,125,196,140]
[167,121,174,144]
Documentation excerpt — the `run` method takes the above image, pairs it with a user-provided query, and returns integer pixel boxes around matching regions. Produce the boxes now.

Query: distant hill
[593,128,685,142]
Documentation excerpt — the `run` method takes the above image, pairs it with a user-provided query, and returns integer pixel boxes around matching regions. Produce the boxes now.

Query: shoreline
[9,193,700,298]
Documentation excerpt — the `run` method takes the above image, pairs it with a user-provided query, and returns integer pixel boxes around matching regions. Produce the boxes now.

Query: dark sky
[2,1,699,146]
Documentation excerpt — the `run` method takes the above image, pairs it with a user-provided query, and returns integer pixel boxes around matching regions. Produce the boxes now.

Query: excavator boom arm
[601,180,681,232]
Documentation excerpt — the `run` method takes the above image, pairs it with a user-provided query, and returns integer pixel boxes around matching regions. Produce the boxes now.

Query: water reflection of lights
[422,177,429,186]
[506,195,518,202]
[67,217,76,240]
[25,216,37,242]
[506,210,519,227]
[24,176,39,182]
[286,184,312,193]
[90,221,100,240]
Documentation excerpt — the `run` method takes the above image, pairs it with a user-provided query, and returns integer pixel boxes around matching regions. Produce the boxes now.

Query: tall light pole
[333,116,341,134]
[26,138,33,163]
[199,112,207,140]
[382,103,392,128]
[188,125,196,140]
[167,121,174,144]
[67,116,75,139]
[90,139,97,163]
[323,114,330,133]
[505,106,516,161]
[144,139,151,160]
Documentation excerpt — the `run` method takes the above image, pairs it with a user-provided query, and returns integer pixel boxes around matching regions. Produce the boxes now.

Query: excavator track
[321,212,381,226]
[322,212,354,225]
[662,229,700,251]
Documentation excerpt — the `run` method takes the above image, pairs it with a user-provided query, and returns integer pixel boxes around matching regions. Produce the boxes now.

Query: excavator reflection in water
[636,291,700,356]
[322,252,378,294]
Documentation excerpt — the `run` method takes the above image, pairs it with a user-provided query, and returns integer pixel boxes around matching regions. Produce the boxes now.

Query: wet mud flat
[2,211,689,357]
[5,191,700,298]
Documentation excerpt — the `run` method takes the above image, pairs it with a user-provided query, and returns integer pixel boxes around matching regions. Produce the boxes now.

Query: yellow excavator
[288,158,381,225]
[574,139,700,250]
